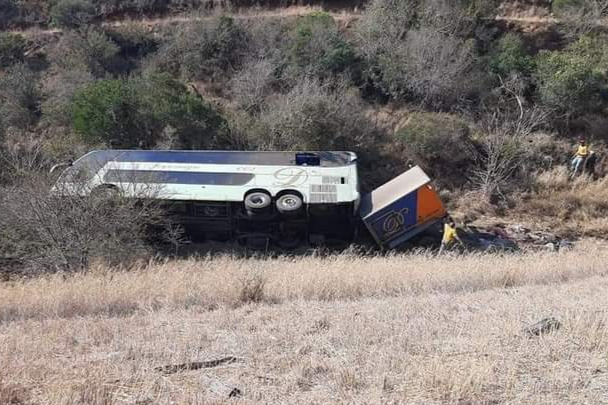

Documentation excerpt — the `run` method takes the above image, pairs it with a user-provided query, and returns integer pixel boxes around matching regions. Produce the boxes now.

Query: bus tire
[276,194,303,214]
[244,192,272,212]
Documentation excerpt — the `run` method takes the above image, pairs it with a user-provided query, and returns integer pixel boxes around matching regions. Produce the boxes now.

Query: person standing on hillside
[571,138,590,177]
[439,217,465,254]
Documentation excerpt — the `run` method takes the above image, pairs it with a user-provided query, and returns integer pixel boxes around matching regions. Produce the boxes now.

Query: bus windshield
[57,151,122,183]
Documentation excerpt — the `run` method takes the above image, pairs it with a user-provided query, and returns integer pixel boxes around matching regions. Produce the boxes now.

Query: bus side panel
[363,191,418,246]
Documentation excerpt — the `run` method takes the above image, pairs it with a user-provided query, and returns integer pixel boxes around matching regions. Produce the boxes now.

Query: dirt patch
[498,0,552,19]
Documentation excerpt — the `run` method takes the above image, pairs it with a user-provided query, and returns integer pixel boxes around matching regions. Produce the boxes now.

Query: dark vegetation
[2,0,608,271]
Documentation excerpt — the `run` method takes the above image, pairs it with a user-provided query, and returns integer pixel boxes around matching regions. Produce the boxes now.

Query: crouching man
[439,217,465,254]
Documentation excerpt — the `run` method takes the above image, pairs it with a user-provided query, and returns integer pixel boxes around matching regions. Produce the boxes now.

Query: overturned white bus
[52,149,447,249]
[52,150,361,247]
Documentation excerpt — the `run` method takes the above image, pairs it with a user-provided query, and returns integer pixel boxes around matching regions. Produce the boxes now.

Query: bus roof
[359,166,431,219]
[74,150,357,168]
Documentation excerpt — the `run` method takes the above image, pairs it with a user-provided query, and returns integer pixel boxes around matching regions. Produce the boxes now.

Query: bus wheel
[276,194,303,215]
[244,192,272,215]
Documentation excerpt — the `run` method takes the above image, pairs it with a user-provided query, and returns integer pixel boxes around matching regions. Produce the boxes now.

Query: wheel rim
[251,196,265,206]
[283,197,298,208]
[247,193,270,209]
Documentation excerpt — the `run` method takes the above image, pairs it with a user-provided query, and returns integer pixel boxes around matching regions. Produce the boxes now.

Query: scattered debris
[462,223,577,252]
[544,242,558,252]
[507,224,530,235]
[523,317,562,338]
[477,237,517,252]
[207,379,242,398]
[155,356,241,374]
[462,226,519,252]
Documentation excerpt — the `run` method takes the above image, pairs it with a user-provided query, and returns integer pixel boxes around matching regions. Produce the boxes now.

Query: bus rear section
[359,166,447,250]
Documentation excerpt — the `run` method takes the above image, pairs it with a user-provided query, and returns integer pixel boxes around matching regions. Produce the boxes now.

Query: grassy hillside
[2,0,608,270]
[2,245,608,404]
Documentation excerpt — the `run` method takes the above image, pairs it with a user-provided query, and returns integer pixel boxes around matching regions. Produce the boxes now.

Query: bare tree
[0,131,59,185]
[355,0,486,106]
[467,75,551,200]
[0,168,175,273]
[470,101,550,201]
[228,58,277,113]
[0,64,41,130]
[418,0,498,37]
[402,28,477,106]
[355,0,419,61]
[41,67,94,126]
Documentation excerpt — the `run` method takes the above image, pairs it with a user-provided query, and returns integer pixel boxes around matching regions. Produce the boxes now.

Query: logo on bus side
[273,168,309,187]
[382,208,409,237]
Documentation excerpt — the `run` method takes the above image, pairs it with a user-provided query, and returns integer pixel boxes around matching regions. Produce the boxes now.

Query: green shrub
[0,33,25,68]
[71,79,134,146]
[286,12,356,79]
[51,0,96,29]
[395,112,473,183]
[535,35,607,114]
[71,74,226,148]
[228,78,380,154]
[489,33,534,77]
[150,16,249,82]
[52,29,120,77]
[132,74,227,149]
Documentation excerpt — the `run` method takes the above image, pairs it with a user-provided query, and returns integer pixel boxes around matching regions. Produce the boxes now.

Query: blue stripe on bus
[115,151,256,164]
[104,170,255,186]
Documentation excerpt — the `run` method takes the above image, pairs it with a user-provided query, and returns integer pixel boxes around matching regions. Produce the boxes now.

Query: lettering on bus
[273,168,309,187]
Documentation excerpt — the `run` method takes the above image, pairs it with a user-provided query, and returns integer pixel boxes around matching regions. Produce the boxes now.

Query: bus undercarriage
[163,200,358,249]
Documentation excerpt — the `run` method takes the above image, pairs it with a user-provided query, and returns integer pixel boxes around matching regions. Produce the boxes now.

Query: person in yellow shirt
[439,217,465,254]
[571,138,590,177]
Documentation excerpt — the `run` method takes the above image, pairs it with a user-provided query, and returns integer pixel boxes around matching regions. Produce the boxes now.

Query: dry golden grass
[522,167,608,237]
[454,167,608,237]
[2,244,608,404]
